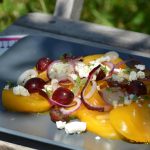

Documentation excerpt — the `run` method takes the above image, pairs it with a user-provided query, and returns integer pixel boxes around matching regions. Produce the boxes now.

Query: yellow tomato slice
[83,54,126,68]
[74,83,121,139]
[75,105,121,139]
[83,54,103,64]
[2,89,51,113]
[74,54,125,139]
[110,101,150,142]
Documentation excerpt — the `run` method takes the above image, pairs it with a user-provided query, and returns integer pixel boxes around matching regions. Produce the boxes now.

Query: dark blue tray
[0,35,149,150]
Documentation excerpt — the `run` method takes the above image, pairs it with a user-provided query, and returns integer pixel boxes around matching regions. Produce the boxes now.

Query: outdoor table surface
[0,12,150,150]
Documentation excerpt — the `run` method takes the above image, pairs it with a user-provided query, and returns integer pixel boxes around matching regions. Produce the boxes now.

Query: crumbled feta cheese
[89,56,112,70]
[49,62,74,79]
[69,73,78,80]
[129,71,137,81]
[129,94,135,100]
[118,69,129,80]
[137,71,145,79]
[75,62,90,78]
[65,121,86,134]
[135,64,145,70]
[56,121,66,129]
[44,84,53,91]
[124,96,131,105]
[112,100,118,107]
[112,69,129,82]
[13,85,30,96]
[95,136,101,140]
[44,79,59,93]
[76,53,118,79]
[112,74,124,83]
[51,79,59,91]
[4,84,10,90]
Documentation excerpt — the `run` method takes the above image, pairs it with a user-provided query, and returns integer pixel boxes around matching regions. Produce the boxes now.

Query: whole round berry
[36,57,52,73]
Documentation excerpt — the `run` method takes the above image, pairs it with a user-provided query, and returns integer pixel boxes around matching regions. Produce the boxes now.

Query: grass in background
[0,0,150,34]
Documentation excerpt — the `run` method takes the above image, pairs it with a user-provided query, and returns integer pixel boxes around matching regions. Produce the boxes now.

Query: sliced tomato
[2,89,51,112]
[110,100,150,142]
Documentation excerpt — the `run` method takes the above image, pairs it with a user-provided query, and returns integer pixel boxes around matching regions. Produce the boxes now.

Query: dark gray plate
[0,36,150,150]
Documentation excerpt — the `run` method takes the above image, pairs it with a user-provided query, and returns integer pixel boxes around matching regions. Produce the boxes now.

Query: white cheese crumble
[112,66,145,82]
[124,96,132,105]
[43,79,59,93]
[64,121,87,134]
[51,79,59,91]
[95,136,101,140]
[13,85,30,96]
[112,68,130,82]
[4,84,10,90]
[75,62,91,78]
[112,74,124,83]
[137,71,145,79]
[44,84,52,92]
[135,64,145,70]
[129,94,135,99]
[56,121,66,129]
[112,100,118,107]
[49,62,74,79]
[69,73,78,80]
[129,71,137,81]
[75,52,119,79]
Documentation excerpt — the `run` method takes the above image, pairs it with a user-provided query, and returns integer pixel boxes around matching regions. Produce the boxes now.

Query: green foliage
[81,0,150,34]
[0,0,150,34]
[0,0,55,31]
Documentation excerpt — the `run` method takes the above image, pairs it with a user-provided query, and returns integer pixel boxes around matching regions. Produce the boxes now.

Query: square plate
[0,35,150,150]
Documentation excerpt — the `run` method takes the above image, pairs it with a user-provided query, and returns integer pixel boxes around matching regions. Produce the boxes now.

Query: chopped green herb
[132,95,138,101]
[143,95,150,100]
[45,89,52,97]
[123,67,132,74]
[80,78,87,86]
[72,76,86,95]
[101,65,108,74]
[119,96,125,101]
[6,81,14,88]
[106,87,113,92]
[69,115,78,120]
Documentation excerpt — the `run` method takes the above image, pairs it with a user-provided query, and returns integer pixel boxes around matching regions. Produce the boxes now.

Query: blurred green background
[0,0,150,34]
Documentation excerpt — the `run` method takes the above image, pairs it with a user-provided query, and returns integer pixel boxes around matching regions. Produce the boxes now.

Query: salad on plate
[2,51,150,143]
